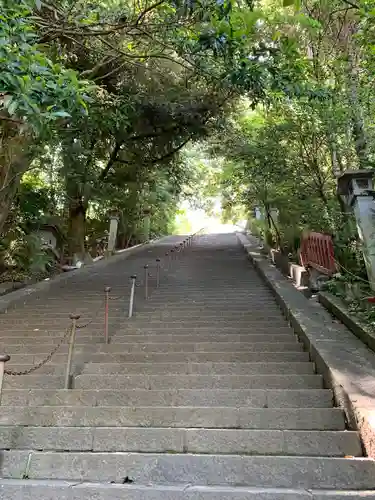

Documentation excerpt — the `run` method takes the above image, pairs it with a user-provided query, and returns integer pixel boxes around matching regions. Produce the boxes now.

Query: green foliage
[0,226,55,280]
[0,0,91,133]
[16,179,52,224]
[10,232,54,273]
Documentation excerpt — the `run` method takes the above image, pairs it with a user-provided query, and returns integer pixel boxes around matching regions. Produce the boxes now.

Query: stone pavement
[0,233,375,499]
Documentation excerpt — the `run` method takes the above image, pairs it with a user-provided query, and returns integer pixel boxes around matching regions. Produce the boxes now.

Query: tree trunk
[0,177,18,235]
[347,49,369,168]
[0,129,31,235]
[67,196,87,261]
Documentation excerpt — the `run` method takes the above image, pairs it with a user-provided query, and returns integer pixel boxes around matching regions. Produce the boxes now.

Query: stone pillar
[337,170,375,290]
[255,207,263,220]
[353,195,375,289]
[142,209,151,243]
[107,215,119,254]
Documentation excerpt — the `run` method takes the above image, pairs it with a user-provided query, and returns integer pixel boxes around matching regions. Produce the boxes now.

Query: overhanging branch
[341,0,359,8]
[136,0,166,25]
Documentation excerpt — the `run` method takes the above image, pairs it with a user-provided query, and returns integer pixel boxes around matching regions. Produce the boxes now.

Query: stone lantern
[337,170,375,289]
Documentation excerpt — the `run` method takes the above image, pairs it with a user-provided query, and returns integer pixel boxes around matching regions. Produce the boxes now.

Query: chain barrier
[0,230,204,394]
[4,325,73,376]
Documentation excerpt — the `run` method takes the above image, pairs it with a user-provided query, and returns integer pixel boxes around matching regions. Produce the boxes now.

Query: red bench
[299,232,337,276]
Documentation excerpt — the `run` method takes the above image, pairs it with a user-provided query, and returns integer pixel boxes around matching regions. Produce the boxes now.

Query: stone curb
[236,232,375,458]
[0,237,170,315]
[319,291,375,353]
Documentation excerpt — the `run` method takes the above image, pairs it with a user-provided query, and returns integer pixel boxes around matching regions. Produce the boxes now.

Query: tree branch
[341,0,359,8]
[150,136,193,165]
[99,142,122,181]
[136,0,166,25]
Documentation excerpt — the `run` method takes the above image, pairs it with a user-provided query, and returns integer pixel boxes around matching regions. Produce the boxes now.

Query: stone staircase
[0,233,375,499]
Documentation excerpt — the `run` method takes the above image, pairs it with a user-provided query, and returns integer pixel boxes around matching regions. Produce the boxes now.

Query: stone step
[90,351,309,364]
[0,345,97,354]
[128,320,289,326]
[138,306,284,312]
[2,452,375,488]
[141,300,278,305]
[0,426,361,456]
[4,365,69,375]
[0,336,105,345]
[0,406,344,429]
[1,333,296,343]
[74,374,323,390]
[5,373,323,391]
[118,328,295,336]
[28,319,289,329]
[5,351,311,365]
[4,376,65,390]
[141,303,281,309]
[0,320,101,328]
[143,288,275,294]
[2,388,333,408]
[109,334,297,343]
[2,482,375,500]
[96,342,303,353]
[144,291,275,296]
[121,326,294,333]
[133,314,285,320]
[142,296,281,302]
[82,361,315,375]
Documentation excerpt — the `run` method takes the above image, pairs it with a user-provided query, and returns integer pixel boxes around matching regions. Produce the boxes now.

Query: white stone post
[107,215,119,254]
[353,195,375,289]
[255,207,263,220]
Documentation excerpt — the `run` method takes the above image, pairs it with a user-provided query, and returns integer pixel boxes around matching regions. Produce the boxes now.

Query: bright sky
[182,200,246,234]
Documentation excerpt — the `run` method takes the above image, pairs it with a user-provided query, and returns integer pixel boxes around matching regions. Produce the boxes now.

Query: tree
[0,0,90,234]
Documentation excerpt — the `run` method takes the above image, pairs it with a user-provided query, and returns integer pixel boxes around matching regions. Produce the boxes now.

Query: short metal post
[0,354,10,405]
[179,243,183,253]
[104,286,111,344]
[144,265,149,299]
[128,275,136,318]
[65,314,80,389]
[175,246,179,257]
[170,249,174,265]
[156,259,161,287]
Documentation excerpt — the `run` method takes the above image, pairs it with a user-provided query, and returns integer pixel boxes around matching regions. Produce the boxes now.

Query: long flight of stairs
[0,233,375,499]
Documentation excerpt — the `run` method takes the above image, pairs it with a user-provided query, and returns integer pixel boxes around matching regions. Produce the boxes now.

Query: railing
[299,231,337,276]
[0,230,204,402]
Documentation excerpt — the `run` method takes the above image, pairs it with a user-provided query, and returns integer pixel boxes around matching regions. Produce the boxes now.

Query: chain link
[5,325,73,376]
